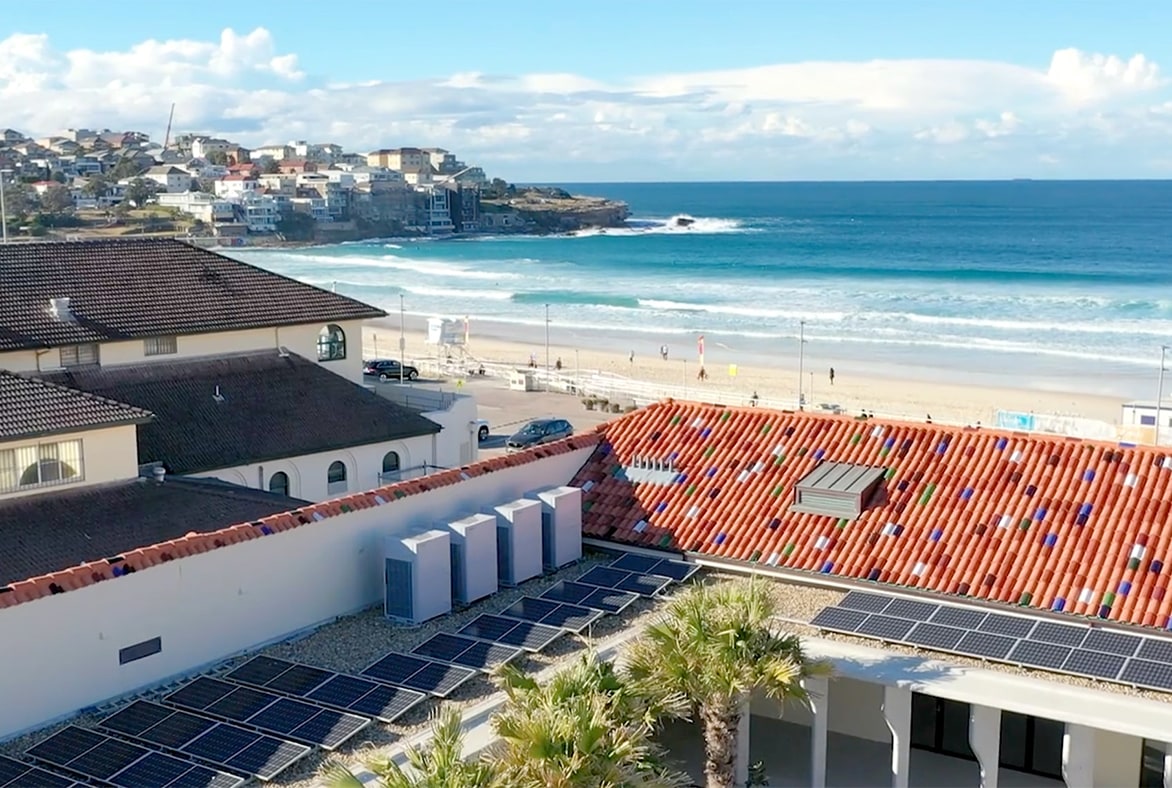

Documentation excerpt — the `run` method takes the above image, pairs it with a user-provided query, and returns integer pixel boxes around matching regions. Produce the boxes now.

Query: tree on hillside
[623,579,832,788]
[110,157,147,180]
[124,178,154,208]
[257,156,281,174]
[205,149,229,165]
[84,175,108,198]
[40,184,75,214]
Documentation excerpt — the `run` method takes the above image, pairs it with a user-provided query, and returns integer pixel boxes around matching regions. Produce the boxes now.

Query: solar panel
[225,656,425,724]
[1008,640,1072,671]
[362,652,478,698]
[882,598,939,621]
[541,580,639,614]
[904,622,966,650]
[500,596,603,633]
[27,725,244,788]
[608,553,661,574]
[837,591,892,613]
[1137,638,1172,663]
[576,566,671,597]
[0,754,86,788]
[977,613,1035,639]
[164,677,370,751]
[1120,658,1172,691]
[646,559,700,584]
[856,614,916,641]
[1030,621,1088,648]
[458,614,564,652]
[929,606,987,630]
[955,631,1017,660]
[808,606,869,633]
[412,633,523,672]
[1063,649,1126,680]
[1082,629,1142,657]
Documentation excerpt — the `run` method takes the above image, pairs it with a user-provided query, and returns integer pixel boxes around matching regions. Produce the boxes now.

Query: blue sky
[3,1,1172,181]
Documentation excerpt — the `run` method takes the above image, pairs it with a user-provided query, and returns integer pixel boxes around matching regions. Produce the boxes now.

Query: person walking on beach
[829,367,836,385]
[660,344,669,361]
[555,357,563,372]
[750,391,759,407]
[529,352,537,368]
[697,366,707,381]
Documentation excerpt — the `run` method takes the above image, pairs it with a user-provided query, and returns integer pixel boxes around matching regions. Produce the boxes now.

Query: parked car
[506,418,573,452]
[363,359,418,381]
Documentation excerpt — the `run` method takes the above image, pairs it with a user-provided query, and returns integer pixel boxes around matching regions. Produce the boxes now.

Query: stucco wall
[0,445,593,739]
[420,394,479,467]
[189,434,437,501]
[0,424,139,501]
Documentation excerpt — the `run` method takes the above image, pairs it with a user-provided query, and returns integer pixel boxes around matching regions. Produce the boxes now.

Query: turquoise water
[231,181,1172,398]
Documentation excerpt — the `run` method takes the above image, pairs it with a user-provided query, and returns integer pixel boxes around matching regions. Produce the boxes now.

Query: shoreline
[363,315,1125,428]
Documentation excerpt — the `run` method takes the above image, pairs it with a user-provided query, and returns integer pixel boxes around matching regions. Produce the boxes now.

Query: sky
[3,0,1172,182]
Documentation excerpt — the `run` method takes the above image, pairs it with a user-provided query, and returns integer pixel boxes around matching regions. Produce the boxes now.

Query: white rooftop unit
[384,528,452,624]
[492,499,543,587]
[528,486,583,571]
[444,513,498,605]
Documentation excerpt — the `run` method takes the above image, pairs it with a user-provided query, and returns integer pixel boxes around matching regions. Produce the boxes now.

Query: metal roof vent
[152,466,166,483]
[790,461,887,520]
[49,297,75,322]
[213,385,226,403]
[277,345,290,358]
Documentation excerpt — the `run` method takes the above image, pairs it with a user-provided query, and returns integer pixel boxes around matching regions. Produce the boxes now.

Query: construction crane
[162,103,176,150]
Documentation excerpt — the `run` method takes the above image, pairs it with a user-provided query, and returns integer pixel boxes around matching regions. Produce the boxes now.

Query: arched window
[20,458,77,486]
[382,451,400,473]
[317,324,346,361]
[327,460,348,494]
[268,471,290,497]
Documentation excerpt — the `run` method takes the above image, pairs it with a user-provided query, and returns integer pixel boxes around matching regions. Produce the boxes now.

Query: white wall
[0,319,367,384]
[0,445,593,739]
[0,424,139,501]
[1093,728,1142,787]
[421,394,479,467]
[189,434,436,501]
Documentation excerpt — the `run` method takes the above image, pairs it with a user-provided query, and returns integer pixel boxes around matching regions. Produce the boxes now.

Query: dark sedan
[506,418,574,452]
[363,359,419,381]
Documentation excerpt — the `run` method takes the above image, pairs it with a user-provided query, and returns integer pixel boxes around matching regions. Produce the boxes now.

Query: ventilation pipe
[153,467,166,483]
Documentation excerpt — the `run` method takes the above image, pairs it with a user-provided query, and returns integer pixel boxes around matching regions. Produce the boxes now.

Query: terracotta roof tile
[572,401,1172,630]
[0,432,602,609]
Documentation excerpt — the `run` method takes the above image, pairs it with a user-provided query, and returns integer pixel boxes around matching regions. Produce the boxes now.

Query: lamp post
[575,348,580,394]
[544,303,551,392]
[1157,345,1169,446]
[797,320,806,410]
[0,168,11,245]
[398,294,406,384]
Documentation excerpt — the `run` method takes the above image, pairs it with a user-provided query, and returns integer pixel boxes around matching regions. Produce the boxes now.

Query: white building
[418,184,455,233]
[156,192,235,224]
[213,174,258,200]
[189,137,232,160]
[235,191,280,233]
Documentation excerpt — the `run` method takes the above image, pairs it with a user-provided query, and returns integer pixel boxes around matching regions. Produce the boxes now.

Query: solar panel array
[0,752,90,788]
[810,590,1172,693]
[362,652,479,697]
[225,656,428,724]
[412,633,524,673]
[27,724,246,788]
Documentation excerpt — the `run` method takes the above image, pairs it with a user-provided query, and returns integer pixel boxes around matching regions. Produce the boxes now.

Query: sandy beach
[364,316,1125,429]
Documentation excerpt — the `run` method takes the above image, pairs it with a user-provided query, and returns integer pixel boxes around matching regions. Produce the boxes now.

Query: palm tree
[322,706,500,788]
[490,653,691,788]
[623,578,832,788]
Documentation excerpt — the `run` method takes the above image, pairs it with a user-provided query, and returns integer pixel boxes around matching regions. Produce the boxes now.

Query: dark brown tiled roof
[0,371,153,441]
[0,432,601,607]
[0,476,308,586]
[0,238,386,351]
[40,351,442,474]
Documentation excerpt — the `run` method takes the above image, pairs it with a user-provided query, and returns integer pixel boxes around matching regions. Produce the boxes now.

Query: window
[999,711,1064,779]
[0,439,83,493]
[327,460,348,494]
[382,451,400,473]
[144,336,178,356]
[59,343,100,367]
[1141,739,1166,787]
[317,324,346,362]
[910,694,975,760]
[268,471,290,497]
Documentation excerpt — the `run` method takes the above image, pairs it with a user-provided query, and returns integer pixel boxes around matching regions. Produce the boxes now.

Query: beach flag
[729,363,738,377]
[698,335,705,366]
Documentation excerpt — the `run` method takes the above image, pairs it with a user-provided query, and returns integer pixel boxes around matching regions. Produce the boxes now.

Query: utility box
[493,498,544,586]
[529,486,583,571]
[508,369,538,392]
[384,529,452,624]
[445,513,499,605]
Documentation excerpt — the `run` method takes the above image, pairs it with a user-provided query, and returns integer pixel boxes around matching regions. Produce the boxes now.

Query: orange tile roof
[571,401,1172,631]
[0,434,600,610]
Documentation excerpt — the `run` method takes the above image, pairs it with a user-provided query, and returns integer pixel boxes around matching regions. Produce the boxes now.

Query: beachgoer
[529,352,537,368]
[697,366,707,381]
[555,357,563,371]
[750,391,759,407]
[660,344,669,361]
[629,350,635,364]
[829,367,836,385]
[926,413,932,423]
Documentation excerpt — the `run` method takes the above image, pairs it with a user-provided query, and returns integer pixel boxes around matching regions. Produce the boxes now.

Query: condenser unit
[528,486,583,571]
[444,513,498,605]
[492,498,543,586]
[384,528,452,624]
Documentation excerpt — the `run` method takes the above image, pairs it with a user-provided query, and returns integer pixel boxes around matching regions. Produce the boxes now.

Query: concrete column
[1061,723,1094,788]
[803,676,830,788]
[882,686,912,788]
[1161,741,1172,788]
[735,698,750,787]
[968,704,1001,788]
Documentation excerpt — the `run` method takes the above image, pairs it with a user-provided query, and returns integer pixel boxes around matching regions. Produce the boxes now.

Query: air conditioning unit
[384,529,452,624]
[528,486,583,571]
[492,499,543,587]
[444,513,498,605]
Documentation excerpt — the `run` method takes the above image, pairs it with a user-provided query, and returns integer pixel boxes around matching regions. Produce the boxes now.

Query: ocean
[230,181,1172,399]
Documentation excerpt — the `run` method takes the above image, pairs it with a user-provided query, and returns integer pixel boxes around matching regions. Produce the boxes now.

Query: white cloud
[0,30,1166,180]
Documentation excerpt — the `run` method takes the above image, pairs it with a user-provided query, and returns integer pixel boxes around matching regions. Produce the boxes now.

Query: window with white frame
[317,324,346,362]
[327,460,348,494]
[59,343,100,367]
[0,439,84,493]
[143,336,178,356]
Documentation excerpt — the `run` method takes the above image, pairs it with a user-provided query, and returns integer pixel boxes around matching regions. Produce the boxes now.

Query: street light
[399,294,406,384]
[1157,345,1169,446]
[797,320,806,410]
[544,303,551,391]
[0,168,11,244]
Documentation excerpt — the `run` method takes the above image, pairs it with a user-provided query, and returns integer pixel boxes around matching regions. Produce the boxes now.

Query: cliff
[480,187,629,233]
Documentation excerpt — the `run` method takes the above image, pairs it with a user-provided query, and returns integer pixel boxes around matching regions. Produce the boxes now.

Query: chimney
[153,466,166,483]
[213,385,225,402]
[49,297,74,322]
